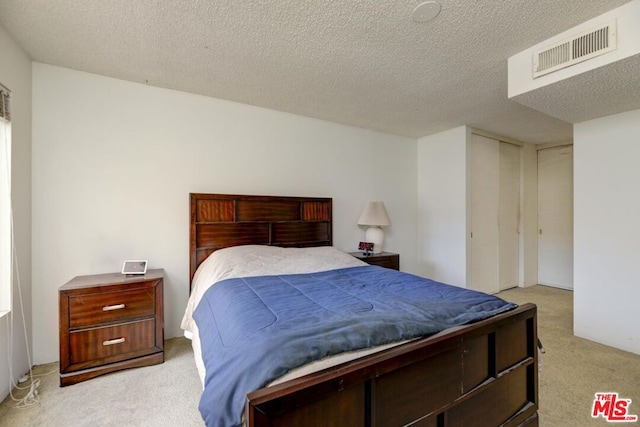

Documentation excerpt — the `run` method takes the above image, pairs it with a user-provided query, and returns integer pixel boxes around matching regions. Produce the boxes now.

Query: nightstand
[58,269,164,386]
[349,251,400,270]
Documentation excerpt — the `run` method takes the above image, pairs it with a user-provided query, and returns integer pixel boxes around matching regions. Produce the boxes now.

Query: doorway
[537,145,573,289]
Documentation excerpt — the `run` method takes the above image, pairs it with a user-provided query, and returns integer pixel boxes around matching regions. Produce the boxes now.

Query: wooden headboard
[189,193,333,284]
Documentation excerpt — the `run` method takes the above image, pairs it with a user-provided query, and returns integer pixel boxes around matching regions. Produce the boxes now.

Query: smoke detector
[412,1,441,23]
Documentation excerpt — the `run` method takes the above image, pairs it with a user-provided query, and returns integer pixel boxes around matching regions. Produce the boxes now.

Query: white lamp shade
[357,201,391,226]
[358,201,391,254]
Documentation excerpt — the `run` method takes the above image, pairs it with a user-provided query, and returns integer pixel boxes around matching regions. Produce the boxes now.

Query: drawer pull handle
[103,304,125,311]
[103,337,125,346]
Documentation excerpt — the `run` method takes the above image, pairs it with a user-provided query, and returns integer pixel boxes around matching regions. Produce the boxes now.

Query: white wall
[417,126,469,287]
[32,63,418,364]
[574,108,640,355]
[0,25,32,401]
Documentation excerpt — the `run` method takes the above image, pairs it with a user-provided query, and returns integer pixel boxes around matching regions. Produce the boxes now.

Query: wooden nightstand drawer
[69,286,155,328]
[69,318,157,365]
[370,256,399,270]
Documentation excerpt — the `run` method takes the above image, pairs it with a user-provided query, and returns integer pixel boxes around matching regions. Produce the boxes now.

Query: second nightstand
[349,251,400,270]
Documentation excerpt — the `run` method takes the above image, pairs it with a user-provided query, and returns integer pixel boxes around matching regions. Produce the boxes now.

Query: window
[0,85,11,315]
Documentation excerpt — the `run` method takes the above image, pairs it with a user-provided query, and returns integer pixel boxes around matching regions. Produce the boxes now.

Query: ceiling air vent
[533,20,616,78]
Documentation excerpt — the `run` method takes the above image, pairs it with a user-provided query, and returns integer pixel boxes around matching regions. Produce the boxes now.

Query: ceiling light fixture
[412,1,441,23]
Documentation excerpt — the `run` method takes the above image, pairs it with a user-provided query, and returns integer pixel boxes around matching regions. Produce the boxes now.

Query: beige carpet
[499,286,639,426]
[0,338,203,427]
[1,285,639,426]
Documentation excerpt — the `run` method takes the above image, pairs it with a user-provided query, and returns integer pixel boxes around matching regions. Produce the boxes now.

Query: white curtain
[0,86,11,313]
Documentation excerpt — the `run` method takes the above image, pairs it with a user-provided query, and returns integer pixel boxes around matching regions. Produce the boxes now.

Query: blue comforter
[193,265,516,427]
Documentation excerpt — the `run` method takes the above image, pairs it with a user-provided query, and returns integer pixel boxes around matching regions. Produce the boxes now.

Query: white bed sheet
[182,245,411,387]
[191,313,410,387]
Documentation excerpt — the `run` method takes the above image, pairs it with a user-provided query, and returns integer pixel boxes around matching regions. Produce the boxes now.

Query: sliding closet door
[498,142,520,291]
[470,134,499,294]
[538,145,573,289]
[470,134,521,294]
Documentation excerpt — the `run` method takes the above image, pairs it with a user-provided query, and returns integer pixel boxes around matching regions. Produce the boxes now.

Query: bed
[185,193,539,427]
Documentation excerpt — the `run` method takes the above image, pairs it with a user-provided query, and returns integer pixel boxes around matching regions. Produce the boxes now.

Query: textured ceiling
[0,0,634,143]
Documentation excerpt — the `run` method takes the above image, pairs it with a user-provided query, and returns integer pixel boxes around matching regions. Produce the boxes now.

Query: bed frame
[189,193,538,426]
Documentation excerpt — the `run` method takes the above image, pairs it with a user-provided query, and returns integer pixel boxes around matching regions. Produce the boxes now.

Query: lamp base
[365,226,385,254]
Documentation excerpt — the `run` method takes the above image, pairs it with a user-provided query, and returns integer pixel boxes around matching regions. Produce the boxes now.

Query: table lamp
[357,201,391,254]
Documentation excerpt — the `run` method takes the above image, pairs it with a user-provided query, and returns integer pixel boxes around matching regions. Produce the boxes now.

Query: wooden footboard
[246,303,538,427]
